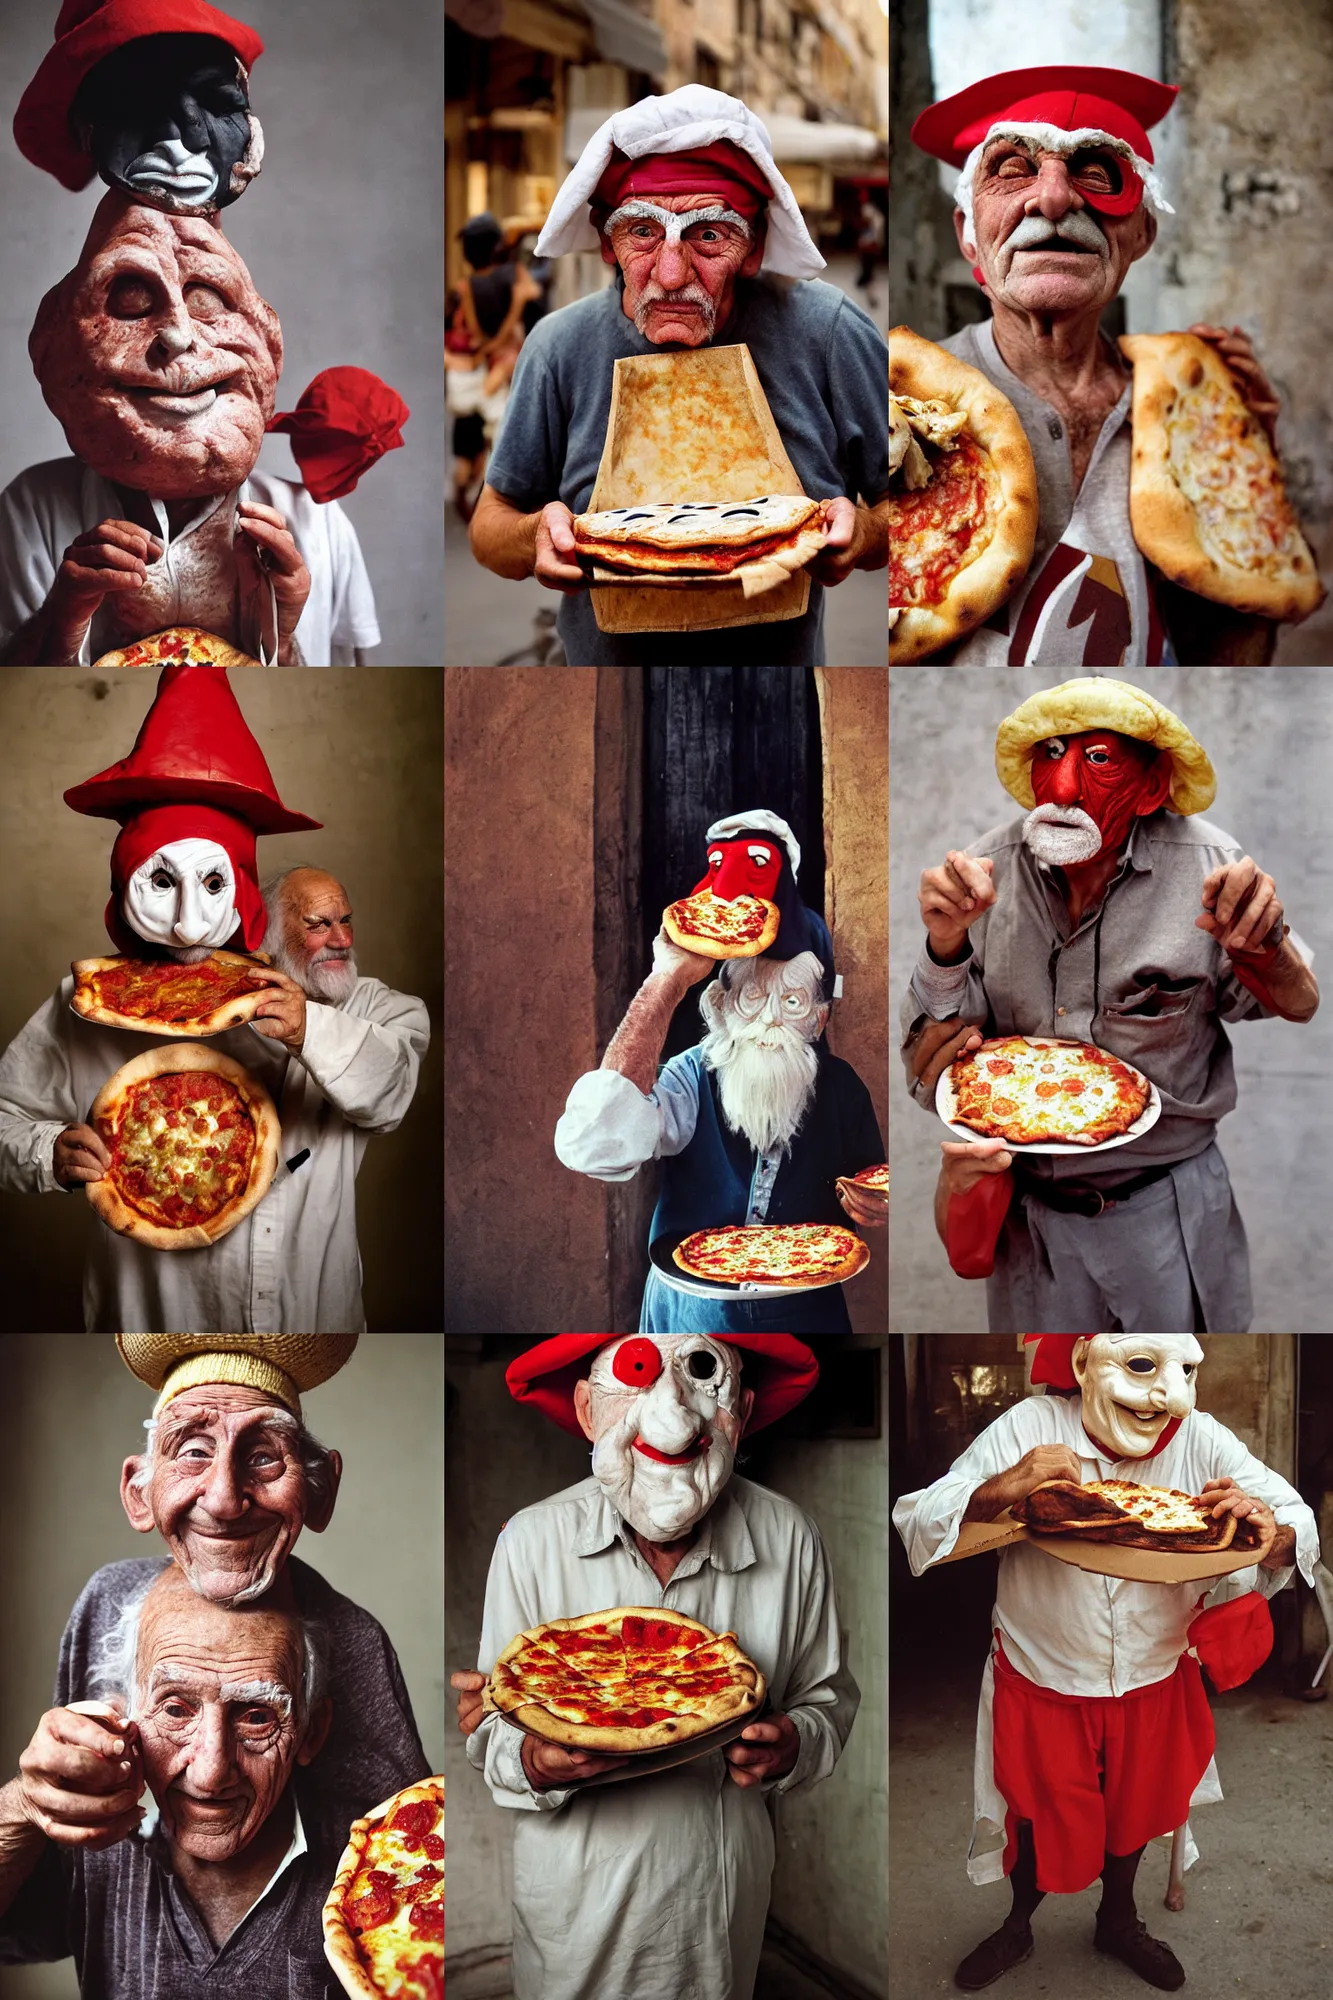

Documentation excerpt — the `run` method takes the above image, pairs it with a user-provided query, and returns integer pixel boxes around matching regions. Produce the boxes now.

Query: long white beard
[591,1405,736,1541]
[700,1016,818,1156]
[267,936,358,1005]
[1022,801,1104,866]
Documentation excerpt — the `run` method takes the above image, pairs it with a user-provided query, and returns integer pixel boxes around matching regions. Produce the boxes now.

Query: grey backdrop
[889,667,1333,1334]
[0,0,443,665]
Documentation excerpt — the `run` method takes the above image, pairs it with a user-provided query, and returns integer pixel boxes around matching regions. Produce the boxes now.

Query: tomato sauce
[889,437,988,608]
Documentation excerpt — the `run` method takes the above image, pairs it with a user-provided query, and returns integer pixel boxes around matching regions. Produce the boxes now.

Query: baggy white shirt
[892,1394,1318,1883]
[466,1475,861,2000]
[0,973,428,1331]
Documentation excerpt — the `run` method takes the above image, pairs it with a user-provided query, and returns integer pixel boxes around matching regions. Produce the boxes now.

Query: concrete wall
[0,1330,444,2000]
[889,667,1333,1334]
[0,0,443,665]
[0,669,444,1334]
[818,669,889,1334]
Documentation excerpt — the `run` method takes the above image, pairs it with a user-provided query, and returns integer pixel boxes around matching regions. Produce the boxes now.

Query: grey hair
[128,1406,338,1522]
[258,865,337,956]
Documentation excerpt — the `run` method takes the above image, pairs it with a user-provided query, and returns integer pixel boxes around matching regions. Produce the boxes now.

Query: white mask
[1072,1335,1204,1459]
[584,1336,747,1542]
[124,838,237,956]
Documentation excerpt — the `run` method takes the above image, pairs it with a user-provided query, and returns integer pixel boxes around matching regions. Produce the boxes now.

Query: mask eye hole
[612,1339,662,1388]
[1126,1358,1155,1374]
[687,1350,718,1381]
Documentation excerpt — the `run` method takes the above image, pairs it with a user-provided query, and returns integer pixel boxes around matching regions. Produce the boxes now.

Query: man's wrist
[927,932,972,966]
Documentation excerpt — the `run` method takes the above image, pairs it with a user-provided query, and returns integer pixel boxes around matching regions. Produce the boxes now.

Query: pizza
[1119,333,1325,623]
[672,1221,869,1288]
[482,1608,765,1754]
[322,1775,444,2000]
[846,1163,889,1192]
[70,951,273,1036]
[1011,1478,1264,1554]
[943,1036,1151,1147]
[890,327,1039,662]
[86,1043,279,1250]
[662,888,780,960]
[92,626,261,667]
[571,495,825,578]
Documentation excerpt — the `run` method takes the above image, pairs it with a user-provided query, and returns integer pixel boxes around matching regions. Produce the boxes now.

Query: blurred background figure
[446,212,543,522]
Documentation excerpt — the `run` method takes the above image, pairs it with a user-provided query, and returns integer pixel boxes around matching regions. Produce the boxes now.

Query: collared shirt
[466,1476,861,2000]
[0,973,429,1331]
[902,809,1289,1186]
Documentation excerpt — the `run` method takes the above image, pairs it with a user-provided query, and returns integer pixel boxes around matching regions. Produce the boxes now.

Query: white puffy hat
[534,85,826,282]
[706,808,801,877]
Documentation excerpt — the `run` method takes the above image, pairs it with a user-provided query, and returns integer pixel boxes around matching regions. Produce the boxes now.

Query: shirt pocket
[283,1952,340,2000]
[1098,975,1208,1051]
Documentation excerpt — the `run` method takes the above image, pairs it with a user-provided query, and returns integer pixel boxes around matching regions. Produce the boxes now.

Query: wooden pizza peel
[586,344,813,635]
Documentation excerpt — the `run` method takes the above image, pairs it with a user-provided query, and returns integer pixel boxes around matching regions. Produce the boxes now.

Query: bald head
[261,866,357,1003]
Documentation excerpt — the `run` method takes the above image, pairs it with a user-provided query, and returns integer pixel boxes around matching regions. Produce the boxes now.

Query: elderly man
[0,668,428,1331]
[554,809,884,1332]
[451,1335,860,2000]
[907,64,1316,665]
[468,85,890,667]
[0,1565,354,1992]
[902,678,1318,1333]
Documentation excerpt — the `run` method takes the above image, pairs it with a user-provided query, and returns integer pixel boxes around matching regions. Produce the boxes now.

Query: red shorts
[992,1639,1215,1894]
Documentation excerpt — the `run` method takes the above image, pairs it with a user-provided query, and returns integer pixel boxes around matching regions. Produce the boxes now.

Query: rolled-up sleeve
[288,983,428,1134]
[893,1401,1047,1574]
[554,1062,700,1181]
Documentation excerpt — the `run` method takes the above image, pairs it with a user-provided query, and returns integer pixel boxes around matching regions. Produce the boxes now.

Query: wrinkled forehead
[724,951,822,1000]
[589,1335,739,1391]
[82,212,250,298]
[157,1393,294,1448]
[1085,1335,1204,1370]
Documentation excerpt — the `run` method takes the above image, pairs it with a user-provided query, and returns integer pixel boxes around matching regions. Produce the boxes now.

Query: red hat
[15,0,265,194]
[268,368,410,504]
[593,140,773,225]
[911,66,1177,172]
[104,800,265,952]
[506,1336,820,1438]
[63,665,322,833]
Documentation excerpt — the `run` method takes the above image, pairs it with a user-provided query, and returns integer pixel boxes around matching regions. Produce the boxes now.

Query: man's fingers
[1212,860,1256,930]
[23,1777,142,1825]
[450,1672,487,1690]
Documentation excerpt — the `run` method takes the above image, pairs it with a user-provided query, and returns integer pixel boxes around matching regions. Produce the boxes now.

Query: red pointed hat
[912,66,1177,170]
[507,1336,820,1438]
[64,665,322,833]
[15,0,265,193]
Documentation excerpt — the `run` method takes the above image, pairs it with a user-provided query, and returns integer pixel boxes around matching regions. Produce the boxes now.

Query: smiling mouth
[633,1437,710,1464]
[1115,1404,1165,1424]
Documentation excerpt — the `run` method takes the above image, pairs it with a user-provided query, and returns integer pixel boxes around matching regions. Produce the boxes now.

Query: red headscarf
[268,368,409,504]
[592,139,773,228]
[506,1335,819,1438]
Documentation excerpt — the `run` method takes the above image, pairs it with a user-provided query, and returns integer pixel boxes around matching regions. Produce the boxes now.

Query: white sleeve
[286,984,428,1133]
[553,1061,700,1181]
[464,1521,577,1815]
[0,470,61,647]
[892,1400,1050,1575]
[1196,1413,1320,1589]
[772,1520,861,1798]
[0,985,84,1195]
[326,501,382,659]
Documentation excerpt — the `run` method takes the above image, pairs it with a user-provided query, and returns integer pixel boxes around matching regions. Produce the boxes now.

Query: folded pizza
[92,626,262,667]
[1119,332,1325,623]
[571,495,824,578]
[1010,1478,1264,1553]
[890,327,1038,663]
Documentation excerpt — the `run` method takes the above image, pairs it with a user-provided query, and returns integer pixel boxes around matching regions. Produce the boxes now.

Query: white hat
[706,809,801,878]
[534,86,826,282]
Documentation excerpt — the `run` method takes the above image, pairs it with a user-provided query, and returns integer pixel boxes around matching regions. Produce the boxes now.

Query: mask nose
[172,876,211,944]
[636,1369,699,1454]
[1048,746,1083,807]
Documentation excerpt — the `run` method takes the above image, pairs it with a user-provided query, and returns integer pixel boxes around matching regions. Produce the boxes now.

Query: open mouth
[633,1436,710,1465]
[1115,1404,1165,1426]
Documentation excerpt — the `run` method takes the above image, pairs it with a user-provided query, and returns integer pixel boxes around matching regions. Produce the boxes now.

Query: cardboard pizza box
[936,1509,1274,1584]
[586,343,813,635]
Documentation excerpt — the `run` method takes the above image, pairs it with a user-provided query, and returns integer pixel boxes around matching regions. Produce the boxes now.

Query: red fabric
[1081,1414,1184,1460]
[945,1171,1013,1278]
[1187,1595,1273,1692]
[689,835,784,904]
[268,368,409,504]
[1023,1335,1080,1389]
[910,66,1178,170]
[105,801,265,953]
[15,0,264,192]
[64,664,322,833]
[991,1638,1215,1893]
[505,1335,819,1437]
[593,141,773,223]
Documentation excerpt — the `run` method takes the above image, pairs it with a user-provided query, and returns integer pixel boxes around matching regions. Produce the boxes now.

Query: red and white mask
[577,1336,754,1542]
[1072,1335,1203,1459]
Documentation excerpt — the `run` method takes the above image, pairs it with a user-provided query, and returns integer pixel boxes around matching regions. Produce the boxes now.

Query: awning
[755,111,884,165]
[578,0,667,77]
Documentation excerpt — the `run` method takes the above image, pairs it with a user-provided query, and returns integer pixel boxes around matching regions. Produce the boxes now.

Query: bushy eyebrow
[148,1666,293,1712]
[158,1407,292,1452]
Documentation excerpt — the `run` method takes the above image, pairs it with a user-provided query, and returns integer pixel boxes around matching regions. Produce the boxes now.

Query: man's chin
[1000,264,1111,314]
[175,1535,285,1604]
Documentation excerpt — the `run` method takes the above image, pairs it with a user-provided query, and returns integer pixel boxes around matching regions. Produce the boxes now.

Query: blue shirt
[486,278,890,666]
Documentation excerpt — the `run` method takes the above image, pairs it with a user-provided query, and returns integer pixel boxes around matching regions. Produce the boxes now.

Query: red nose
[612,1338,663,1388]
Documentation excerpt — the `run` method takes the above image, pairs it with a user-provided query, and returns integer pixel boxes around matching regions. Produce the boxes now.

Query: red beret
[912,65,1177,170]
[506,1336,819,1438]
[269,368,409,504]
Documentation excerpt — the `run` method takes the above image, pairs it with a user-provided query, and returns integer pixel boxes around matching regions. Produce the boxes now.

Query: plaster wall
[888,667,1333,1335]
[0,0,444,665]
[0,1331,444,2000]
[0,669,444,1334]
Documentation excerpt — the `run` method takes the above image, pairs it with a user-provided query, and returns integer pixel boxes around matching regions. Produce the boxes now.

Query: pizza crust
[92,626,263,668]
[70,951,274,1037]
[86,1042,280,1251]
[662,890,781,960]
[672,1222,870,1287]
[1011,1478,1259,1553]
[1119,332,1326,622]
[322,1776,444,2000]
[889,327,1039,662]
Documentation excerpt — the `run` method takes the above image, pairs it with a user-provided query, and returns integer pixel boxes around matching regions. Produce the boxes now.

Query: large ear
[573,1380,596,1443]
[296,1695,333,1766]
[1135,747,1174,815]
[1070,1337,1093,1384]
[121,1459,156,1534]
[304,1449,342,1534]
[736,1386,756,1438]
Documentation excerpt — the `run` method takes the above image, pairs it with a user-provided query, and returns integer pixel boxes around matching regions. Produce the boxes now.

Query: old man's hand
[836,1181,887,1228]
[651,925,717,990]
[907,1016,986,1103]
[1187,325,1280,446]
[18,1709,144,1850]
[53,1123,112,1189]
[534,503,589,595]
[234,501,312,660]
[521,1736,629,1790]
[808,498,884,588]
[919,850,996,959]
[451,1671,487,1736]
[248,967,308,1051]
[940,1137,1013,1197]
[1196,858,1283,955]
[46,521,164,660]
[725,1713,800,1789]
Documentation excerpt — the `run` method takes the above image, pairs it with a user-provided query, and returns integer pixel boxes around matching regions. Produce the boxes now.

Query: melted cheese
[352,1803,444,1998]
[1167,381,1306,575]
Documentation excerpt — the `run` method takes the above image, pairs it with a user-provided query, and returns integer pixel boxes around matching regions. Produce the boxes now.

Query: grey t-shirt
[486,276,889,666]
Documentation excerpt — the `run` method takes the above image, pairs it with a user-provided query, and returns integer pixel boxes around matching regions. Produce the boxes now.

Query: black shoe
[1094,1916,1186,1990]
[954,1923,1034,1991]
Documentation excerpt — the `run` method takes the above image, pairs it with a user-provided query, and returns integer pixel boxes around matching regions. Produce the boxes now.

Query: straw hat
[116,1334,358,1419]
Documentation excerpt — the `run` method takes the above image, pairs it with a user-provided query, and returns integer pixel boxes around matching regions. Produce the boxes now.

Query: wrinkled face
[123,1386,320,1604]
[699,837,782,903]
[134,1568,315,1859]
[75,35,257,212]
[1024,731,1169,866]
[600,191,765,347]
[1073,1335,1203,1457]
[699,952,827,1158]
[124,838,237,958]
[30,193,282,499]
[575,1337,754,1541]
[963,138,1155,317]
[265,870,357,1005]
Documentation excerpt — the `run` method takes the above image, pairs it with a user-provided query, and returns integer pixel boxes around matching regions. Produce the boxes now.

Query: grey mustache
[1005,212,1108,255]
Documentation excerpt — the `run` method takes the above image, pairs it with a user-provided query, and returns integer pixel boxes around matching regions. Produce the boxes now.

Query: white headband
[953,122,1175,250]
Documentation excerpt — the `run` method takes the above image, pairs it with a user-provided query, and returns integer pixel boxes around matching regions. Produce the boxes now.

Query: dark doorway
[642,667,825,1060]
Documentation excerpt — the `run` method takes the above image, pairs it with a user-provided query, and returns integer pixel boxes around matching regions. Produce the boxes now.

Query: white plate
[934,1036,1162,1156]
[650,1231,869,1299]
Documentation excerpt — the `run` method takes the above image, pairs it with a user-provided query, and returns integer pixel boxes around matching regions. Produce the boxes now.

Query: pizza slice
[662,887,780,960]
[890,326,1039,663]
[1011,1478,1264,1553]
[323,1776,444,2000]
[571,495,826,579]
[92,626,262,668]
[70,950,274,1036]
[1119,333,1325,623]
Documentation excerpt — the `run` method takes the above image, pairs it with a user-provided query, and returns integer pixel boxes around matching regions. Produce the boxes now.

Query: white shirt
[554,1066,784,1214]
[0,458,380,665]
[0,973,428,1332]
[893,1393,1318,1880]
[466,1476,860,2000]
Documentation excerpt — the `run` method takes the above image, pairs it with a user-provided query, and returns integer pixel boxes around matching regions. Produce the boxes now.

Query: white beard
[699,1016,818,1156]
[591,1403,736,1541]
[1022,801,1104,866]
[267,936,358,1005]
